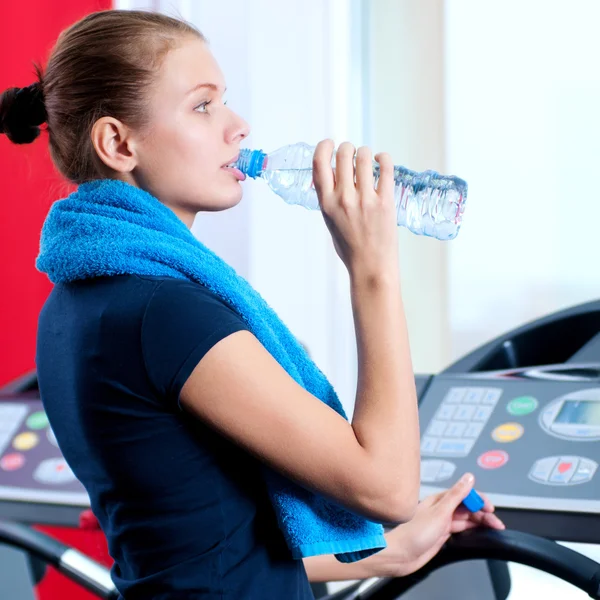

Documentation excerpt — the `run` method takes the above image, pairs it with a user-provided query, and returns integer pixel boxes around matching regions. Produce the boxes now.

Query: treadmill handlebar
[0,519,118,599]
[2,520,600,600]
[322,528,600,600]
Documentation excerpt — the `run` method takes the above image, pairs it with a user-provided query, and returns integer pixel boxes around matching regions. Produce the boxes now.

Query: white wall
[445,0,600,362]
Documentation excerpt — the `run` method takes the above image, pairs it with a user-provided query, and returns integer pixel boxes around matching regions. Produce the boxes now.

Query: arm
[350,270,420,519]
[303,477,506,584]
[302,549,388,583]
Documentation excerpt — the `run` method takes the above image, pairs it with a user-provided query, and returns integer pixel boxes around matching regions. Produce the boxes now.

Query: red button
[558,462,572,474]
[0,453,25,471]
[477,450,509,470]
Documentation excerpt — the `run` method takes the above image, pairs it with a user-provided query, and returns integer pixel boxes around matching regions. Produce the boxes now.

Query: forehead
[157,37,226,95]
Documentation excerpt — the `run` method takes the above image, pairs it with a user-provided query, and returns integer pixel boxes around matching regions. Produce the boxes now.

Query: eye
[194,100,211,114]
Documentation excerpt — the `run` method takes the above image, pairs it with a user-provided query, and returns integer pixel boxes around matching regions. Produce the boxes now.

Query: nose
[226,111,251,143]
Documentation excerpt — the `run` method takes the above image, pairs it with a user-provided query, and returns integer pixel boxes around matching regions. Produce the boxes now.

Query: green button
[27,411,49,430]
[507,396,538,416]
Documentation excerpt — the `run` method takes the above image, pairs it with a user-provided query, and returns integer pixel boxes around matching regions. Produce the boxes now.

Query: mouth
[222,154,240,168]
[221,154,246,181]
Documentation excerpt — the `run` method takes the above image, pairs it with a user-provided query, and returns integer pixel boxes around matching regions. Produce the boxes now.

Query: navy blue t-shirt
[35,274,314,600]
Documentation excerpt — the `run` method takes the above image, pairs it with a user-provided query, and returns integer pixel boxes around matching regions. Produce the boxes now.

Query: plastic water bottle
[233,142,468,240]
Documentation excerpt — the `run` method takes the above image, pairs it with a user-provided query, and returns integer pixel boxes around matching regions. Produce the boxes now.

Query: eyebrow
[185,83,227,96]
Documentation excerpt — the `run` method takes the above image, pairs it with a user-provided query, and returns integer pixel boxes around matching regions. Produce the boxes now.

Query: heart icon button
[558,462,572,474]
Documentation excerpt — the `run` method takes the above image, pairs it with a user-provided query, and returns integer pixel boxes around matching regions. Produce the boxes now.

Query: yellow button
[13,432,39,451]
[492,422,524,443]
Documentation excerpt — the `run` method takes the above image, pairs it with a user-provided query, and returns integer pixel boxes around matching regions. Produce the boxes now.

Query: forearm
[302,553,376,583]
[350,271,420,508]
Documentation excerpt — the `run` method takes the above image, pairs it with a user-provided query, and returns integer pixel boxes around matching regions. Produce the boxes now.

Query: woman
[0,9,503,600]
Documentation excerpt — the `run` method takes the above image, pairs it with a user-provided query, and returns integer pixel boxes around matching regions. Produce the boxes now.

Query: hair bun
[0,82,47,144]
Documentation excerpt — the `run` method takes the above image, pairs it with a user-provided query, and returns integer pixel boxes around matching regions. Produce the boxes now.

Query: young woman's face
[133,36,250,226]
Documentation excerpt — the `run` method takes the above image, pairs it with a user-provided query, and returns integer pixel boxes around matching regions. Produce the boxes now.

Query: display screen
[555,400,600,426]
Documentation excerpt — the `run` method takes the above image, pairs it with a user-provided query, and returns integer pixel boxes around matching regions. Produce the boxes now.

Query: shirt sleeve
[141,278,250,409]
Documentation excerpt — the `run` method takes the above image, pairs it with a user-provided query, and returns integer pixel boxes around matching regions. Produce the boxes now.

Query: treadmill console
[419,299,600,541]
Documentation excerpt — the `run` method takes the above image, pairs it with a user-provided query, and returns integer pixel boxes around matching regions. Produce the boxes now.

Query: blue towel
[36,178,386,563]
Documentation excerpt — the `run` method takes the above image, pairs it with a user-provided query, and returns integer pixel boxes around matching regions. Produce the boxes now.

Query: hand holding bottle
[312,140,400,281]
[234,142,467,240]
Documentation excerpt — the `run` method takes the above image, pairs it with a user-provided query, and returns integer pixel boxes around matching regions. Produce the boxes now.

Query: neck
[113,173,195,229]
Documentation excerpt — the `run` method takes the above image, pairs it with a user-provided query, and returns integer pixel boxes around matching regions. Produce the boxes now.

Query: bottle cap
[236,149,267,178]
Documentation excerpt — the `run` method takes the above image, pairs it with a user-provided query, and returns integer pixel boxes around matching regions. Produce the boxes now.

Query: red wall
[0,0,112,386]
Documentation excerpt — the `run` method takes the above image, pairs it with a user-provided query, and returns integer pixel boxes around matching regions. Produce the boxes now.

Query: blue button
[462,489,485,512]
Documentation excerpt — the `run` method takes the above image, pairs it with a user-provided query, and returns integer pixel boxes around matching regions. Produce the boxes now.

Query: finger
[440,473,475,514]
[478,491,496,513]
[480,512,506,530]
[335,141,356,193]
[451,520,480,534]
[313,139,335,205]
[452,506,471,520]
[355,146,374,196]
[374,151,394,199]
[419,492,444,509]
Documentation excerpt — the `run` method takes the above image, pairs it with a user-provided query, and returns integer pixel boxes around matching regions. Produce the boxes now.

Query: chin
[202,191,243,212]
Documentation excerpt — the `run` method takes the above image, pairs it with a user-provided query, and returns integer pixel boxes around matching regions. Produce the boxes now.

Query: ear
[90,116,138,174]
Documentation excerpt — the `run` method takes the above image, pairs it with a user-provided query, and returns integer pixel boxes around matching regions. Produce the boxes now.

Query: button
[13,432,39,451]
[444,388,467,404]
[426,420,448,437]
[445,422,467,437]
[477,450,509,469]
[421,437,439,454]
[47,428,59,448]
[437,461,456,481]
[0,453,25,471]
[473,406,494,422]
[421,459,443,482]
[492,422,524,443]
[529,457,559,482]
[454,406,476,421]
[436,405,457,420]
[549,458,578,484]
[482,389,503,405]
[464,423,485,438]
[33,458,76,485]
[436,439,474,456]
[577,458,598,475]
[507,396,538,416]
[463,388,485,404]
[26,411,49,430]
[571,458,598,484]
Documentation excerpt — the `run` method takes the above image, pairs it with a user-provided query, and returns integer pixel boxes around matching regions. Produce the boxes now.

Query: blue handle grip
[462,489,485,512]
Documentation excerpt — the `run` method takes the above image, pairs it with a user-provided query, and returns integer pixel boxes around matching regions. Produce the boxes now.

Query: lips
[222,154,240,168]
[221,165,246,181]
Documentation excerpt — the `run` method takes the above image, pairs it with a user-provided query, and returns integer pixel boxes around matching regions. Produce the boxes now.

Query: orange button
[492,422,524,443]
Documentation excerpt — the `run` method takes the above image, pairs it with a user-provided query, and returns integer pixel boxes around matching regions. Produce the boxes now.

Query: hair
[0,10,205,183]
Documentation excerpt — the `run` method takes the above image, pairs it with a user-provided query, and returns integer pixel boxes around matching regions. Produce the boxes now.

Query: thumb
[443,473,475,511]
